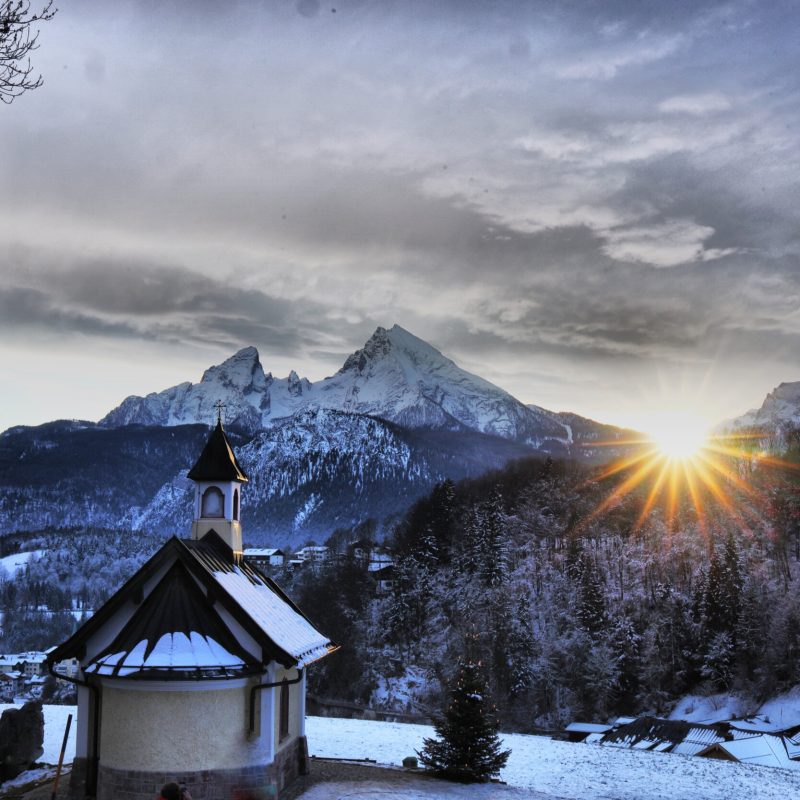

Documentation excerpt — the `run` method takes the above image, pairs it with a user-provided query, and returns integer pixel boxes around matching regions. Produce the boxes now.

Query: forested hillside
[3,432,799,729]
[293,436,800,728]
[0,529,163,652]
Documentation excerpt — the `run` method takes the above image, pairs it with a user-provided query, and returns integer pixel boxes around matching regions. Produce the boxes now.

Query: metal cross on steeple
[213,400,226,424]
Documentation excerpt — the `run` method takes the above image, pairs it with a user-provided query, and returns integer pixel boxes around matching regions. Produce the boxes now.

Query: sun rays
[578,416,800,537]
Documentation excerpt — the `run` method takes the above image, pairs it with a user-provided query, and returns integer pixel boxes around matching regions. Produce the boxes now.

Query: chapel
[48,419,336,800]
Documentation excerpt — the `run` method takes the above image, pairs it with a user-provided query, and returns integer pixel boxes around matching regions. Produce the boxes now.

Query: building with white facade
[48,420,337,800]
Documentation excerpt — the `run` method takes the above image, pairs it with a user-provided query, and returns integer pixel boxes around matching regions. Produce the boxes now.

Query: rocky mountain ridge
[101,325,574,451]
[0,412,536,546]
[723,381,800,432]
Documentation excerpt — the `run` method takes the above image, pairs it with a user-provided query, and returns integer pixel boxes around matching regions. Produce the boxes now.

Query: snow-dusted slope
[101,326,570,448]
[723,381,800,434]
[0,412,535,545]
[133,408,540,545]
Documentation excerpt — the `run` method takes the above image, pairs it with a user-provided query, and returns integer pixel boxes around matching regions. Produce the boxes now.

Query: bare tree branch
[0,0,56,104]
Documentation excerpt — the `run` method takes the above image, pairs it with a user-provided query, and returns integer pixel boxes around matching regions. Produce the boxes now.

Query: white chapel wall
[99,684,270,772]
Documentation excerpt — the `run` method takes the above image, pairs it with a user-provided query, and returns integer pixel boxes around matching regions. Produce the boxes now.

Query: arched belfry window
[201,486,224,518]
[233,489,240,521]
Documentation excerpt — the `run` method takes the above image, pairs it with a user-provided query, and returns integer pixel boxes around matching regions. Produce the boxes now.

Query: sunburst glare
[647,413,710,460]
[578,404,798,536]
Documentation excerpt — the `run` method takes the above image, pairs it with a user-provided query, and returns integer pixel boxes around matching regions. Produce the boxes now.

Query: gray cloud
[1,0,799,429]
[0,286,146,340]
[0,259,371,370]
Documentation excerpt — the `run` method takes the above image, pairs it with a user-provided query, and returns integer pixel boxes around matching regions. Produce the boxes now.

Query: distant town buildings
[242,547,285,567]
[0,649,78,700]
[242,540,396,590]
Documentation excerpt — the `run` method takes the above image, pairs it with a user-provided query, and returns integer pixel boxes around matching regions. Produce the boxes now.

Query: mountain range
[103,325,576,447]
[1,325,796,547]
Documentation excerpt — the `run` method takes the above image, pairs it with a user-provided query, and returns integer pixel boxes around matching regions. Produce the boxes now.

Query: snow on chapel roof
[211,564,331,666]
[49,535,337,675]
[84,560,260,679]
[187,420,249,482]
[183,535,334,667]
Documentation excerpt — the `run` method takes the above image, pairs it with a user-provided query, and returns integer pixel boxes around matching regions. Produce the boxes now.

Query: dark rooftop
[84,559,260,679]
[187,420,249,483]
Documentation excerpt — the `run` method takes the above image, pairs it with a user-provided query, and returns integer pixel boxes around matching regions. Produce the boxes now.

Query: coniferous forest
[2,430,799,729]
[293,432,800,729]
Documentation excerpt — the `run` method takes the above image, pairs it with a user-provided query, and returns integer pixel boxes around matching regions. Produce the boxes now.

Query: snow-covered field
[304,716,800,800]
[0,550,43,575]
[14,706,800,799]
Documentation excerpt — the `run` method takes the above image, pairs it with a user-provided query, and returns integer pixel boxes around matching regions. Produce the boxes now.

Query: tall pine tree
[418,655,511,783]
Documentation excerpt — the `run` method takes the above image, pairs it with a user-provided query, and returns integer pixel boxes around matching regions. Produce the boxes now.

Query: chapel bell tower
[187,413,249,554]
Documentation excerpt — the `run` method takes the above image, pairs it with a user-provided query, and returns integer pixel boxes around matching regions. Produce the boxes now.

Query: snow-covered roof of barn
[566,722,613,734]
[602,717,728,756]
[699,734,800,770]
[785,734,800,760]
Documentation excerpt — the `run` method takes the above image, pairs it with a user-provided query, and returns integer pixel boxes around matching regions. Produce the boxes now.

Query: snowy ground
[11,706,800,799]
[297,775,555,800]
[0,550,44,576]
[0,767,60,793]
[0,704,76,765]
[305,716,800,800]
[670,686,800,730]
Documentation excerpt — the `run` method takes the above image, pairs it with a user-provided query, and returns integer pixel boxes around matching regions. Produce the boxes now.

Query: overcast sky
[2,0,799,432]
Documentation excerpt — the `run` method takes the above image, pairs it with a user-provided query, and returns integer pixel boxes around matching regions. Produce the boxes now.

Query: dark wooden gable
[83,559,261,679]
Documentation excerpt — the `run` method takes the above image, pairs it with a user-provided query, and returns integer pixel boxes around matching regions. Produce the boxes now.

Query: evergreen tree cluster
[0,528,162,653]
[289,436,800,728]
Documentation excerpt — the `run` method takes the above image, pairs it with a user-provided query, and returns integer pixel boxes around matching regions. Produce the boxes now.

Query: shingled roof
[84,560,260,679]
[187,420,249,482]
[49,534,337,676]
[602,716,729,756]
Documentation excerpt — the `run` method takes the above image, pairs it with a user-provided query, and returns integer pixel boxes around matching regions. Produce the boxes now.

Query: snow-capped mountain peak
[320,324,568,442]
[722,380,800,436]
[754,381,800,426]
[200,346,270,393]
[101,324,571,447]
[338,325,454,377]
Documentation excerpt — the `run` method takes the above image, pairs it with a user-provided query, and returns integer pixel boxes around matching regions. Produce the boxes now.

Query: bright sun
[648,414,709,460]
[584,403,791,534]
